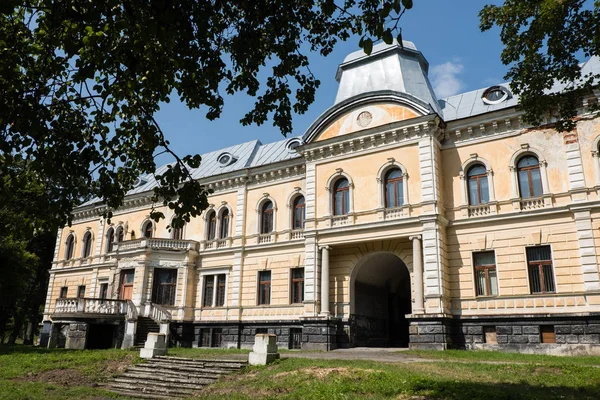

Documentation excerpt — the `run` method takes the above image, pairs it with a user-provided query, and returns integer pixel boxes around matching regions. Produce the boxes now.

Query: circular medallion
[357,111,373,128]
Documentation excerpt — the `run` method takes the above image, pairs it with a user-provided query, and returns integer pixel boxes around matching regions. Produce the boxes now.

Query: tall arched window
[467,164,489,205]
[143,221,153,238]
[293,196,305,230]
[172,224,184,240]
[65,234,75,260]
[106,227,115,252]
[82,231,92,258]
[219,209,230,239]
[261,201,274,233]
[207,210,217,240]
[334,178,350,216]
[384,168,404,208]
[517,155,543,198]
[116,226,124,243]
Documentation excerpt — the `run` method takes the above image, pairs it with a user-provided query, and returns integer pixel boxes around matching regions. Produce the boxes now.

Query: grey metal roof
[334,39,442,115]
[79,137,303,208]
[440,56,600,122]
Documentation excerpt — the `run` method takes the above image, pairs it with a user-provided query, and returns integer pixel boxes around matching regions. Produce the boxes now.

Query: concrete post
[320,246,330,316]
[410,235,424,313]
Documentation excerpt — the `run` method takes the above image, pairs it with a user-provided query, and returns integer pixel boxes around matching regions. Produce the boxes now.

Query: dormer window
[482,86,511,105]
[217,152,237,167]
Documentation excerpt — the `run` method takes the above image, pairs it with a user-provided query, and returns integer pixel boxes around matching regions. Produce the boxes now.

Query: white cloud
[430,60,465,98]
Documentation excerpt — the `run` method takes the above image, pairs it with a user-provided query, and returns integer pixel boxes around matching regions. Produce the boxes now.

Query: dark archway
[350,252,411,347]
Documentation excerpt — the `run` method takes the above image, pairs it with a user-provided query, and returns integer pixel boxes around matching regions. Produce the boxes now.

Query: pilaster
[573,209,600,291]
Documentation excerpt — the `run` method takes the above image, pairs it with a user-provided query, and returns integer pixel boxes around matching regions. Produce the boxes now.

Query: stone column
[320,246,330,316]
[410,235,424,314]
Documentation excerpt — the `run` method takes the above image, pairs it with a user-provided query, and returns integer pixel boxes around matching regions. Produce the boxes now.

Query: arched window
[116,226,124,243]
[143,221,153,238]
[82,231,92,258]
[172,224,184,240]
[219,209,230,239]
[207,210,217,240]
[517,155,543,198]
[467,164,489,205]
[106,227,115,252]
[65,234,75,260]
[293,196,305,230]
[334,178,350,216]
[261,201,274,234]
[384,168,404,208]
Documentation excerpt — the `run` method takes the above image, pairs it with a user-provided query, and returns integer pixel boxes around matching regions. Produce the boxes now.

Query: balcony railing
[258,233,273,244]
[115,238,199,252]
[520,197,545,211]
[291,230,304,240]
[54,298,128,315]
[468,204,491,217]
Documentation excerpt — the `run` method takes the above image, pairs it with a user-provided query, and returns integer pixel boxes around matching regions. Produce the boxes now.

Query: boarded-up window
[541,325,556,343]
[484,326,497,344]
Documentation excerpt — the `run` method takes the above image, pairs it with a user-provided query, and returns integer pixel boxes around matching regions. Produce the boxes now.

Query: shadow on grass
[0,344,71,356]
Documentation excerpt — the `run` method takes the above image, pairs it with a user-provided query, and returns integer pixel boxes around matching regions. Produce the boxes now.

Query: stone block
[140,333,168,359]
[565,335,579,344]
[496,326,512,335]
[249,334,280,366]
[512,326,522,335]
[424,325,444,334]
[585,325,600,334]
[417,334,435,343]
[508,335,528,344]
[472,335,484,344]
[409,326,418,335]
[571,325,585,334]
[579,335,600,344]
[496,335,508,344]
[522,326,539,335]
[434,334,448,343]
[528,335,541,344]
[464,335,473,344]
[467,326,483,335]
[555,325,571,334]
[555,335,567,344]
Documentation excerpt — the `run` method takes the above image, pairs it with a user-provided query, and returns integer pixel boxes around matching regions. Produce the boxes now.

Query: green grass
[196,357,600,400]
[2,345,600,399]
[0,345,139,400]
[404,349,600,366]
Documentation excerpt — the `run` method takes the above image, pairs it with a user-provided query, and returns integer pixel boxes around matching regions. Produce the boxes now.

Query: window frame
[206,210,217,241]
[172,223,184,240]
[64,233,75,260]
[333,178,350,216]
[105,227,115,253]
[467,164,490,206]
[81,231,93,258]
[384,168,404,208]
[142,221,153,239]
[292,195,306,230]
[258,270,271,305]
[99,282,109,299]
[473,250,498,297]
[199,268,229,308]
[290,267,305,304]
[59,286,68,299]
[219,208,230,239]
[152,268,177,306]
[517,155,543,199]
[260,201,274,234]
[526,245,556,294]
[77,285,86,298]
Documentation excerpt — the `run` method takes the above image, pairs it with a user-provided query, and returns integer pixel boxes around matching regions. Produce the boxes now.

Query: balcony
[520,197,545,211]
[115,238,200,253]
[53,298,130,317]
[468,204,491,217]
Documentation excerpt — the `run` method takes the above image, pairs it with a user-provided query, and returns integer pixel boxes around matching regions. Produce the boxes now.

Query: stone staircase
[103,355,247,399]
[134,317,160,346]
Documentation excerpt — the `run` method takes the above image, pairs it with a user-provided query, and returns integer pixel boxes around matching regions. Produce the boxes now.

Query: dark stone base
[47,318,124,350]
[170,319,342,351]
[408,314,600,355]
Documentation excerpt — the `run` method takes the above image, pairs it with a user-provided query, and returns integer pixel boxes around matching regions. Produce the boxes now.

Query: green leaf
[401,0,413,9]
[363,38,373,55]
[382,30,393,45]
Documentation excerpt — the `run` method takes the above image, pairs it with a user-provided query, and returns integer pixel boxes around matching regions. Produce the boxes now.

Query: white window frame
[198,267,230,308]
[459,154,495,206]
[325,169,354,216]
[509,145,549,199]
[256,194,277,234]
[376,158,409,209]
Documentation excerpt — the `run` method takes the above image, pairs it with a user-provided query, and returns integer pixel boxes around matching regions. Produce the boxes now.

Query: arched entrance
[350,252,411,347]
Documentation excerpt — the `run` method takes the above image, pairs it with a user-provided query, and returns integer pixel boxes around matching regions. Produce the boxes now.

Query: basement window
[541,325,556,344]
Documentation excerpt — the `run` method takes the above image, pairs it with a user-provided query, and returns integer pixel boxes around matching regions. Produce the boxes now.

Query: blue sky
[154,2,507,165]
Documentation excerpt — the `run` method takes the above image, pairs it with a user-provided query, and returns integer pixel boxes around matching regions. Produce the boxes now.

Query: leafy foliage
[0,1,412,229]
[480,1,600,131]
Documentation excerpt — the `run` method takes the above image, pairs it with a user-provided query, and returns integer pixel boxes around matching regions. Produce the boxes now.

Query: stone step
[148,357,247,369]
[154,355,247,364]
[98,387,177,400]
[103,381,197,397]
[132,362,233,375]
[124,367,221,381]
[114,376,208,390]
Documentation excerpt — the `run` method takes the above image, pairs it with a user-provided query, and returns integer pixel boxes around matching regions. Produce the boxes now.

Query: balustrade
[54,298,128,315]
[468,204,491,217]
[520,197,545,211]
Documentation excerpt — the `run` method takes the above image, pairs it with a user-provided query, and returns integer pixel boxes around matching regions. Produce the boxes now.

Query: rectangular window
[216,274,226,307]
[203,275,214,307]
[289,328,302,349]
[258,271,271,305]
[99,283,109,299]
[473,251,498,296]
[151,269,177,306]
[59,287,68,299]
[77,285,86,298]
[527,246,555,294]
[291,268,304,304]
[200,329,211,347]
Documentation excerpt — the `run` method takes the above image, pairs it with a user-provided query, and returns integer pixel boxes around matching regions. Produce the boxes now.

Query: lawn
[1,345,600,400]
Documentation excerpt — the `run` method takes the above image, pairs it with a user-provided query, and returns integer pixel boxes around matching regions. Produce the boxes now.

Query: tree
[0,0,413,230]
[480,1,600,131]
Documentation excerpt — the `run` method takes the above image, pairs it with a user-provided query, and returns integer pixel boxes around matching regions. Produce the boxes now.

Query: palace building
[41,40,600,355]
